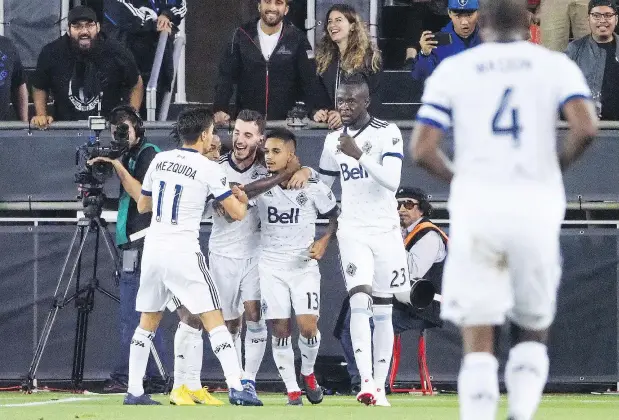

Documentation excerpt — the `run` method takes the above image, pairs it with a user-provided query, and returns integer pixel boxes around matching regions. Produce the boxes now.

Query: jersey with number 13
[416,41,591,211]
[141,148,232,247]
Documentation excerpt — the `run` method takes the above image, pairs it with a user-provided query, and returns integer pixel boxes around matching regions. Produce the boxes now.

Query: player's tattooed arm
[310,205,340,260]
[241,156,302,198]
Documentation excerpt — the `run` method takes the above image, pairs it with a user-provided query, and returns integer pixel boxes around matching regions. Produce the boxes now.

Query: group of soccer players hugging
[124,2,600,419]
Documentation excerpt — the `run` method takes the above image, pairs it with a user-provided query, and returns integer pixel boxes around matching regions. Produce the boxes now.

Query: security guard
[88,105,165,393]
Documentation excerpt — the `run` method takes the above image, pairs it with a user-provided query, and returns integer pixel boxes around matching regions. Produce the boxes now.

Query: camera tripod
[23,197,169,392]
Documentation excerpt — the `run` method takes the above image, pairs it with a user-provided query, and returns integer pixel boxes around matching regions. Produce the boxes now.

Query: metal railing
[145,31,187,122]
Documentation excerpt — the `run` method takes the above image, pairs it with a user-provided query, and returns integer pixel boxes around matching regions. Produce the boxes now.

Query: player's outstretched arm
[220,186,248,221]
[242,156,302,198]
[137,194,153,214]
[410,123,453,183]
[309,206,340,261]
[559,98,598,171]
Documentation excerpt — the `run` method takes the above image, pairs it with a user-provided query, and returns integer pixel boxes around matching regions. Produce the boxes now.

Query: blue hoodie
[410,21,481,83]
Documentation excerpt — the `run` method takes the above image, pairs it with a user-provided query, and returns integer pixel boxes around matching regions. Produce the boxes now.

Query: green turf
[1,392,618,420]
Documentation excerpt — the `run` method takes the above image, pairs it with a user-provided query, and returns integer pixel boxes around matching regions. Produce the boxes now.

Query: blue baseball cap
[448,0,479,11]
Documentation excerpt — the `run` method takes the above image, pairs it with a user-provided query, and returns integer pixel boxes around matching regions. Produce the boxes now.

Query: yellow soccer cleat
[170,385,197,406]
[187,387,224,406]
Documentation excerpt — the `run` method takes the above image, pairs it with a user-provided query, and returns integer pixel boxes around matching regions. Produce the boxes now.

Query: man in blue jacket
[411,0,481,83]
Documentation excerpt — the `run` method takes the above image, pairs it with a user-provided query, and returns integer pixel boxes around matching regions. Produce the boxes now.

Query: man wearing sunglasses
[566,0,619,120]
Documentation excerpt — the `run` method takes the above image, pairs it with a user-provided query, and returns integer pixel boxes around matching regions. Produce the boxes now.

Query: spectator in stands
[30,6,143,129]
[313,4,382,129]
[0,35,28,121]
[566,0,619,120]
[410,0,481,83]
[540,0,590,52]
[399,1,450,64]
[213,0,326,123]
[103,0,187,117]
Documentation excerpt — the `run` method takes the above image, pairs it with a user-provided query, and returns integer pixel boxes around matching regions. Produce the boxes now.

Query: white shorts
[136,245,221,316]
[208,252,260,321]
[258,259,321,320]
[337,228,409,295]
[441,211,562,330]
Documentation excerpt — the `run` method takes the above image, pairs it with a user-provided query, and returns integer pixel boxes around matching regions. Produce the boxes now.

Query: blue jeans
[339,305,427,387]
[110,270,167,382]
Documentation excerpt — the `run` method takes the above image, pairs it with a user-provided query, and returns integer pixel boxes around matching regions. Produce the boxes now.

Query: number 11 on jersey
[492,87,521,147]
[156,181,183,224]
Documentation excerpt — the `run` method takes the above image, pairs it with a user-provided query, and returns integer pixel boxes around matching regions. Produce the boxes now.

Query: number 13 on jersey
[492,87,521,147]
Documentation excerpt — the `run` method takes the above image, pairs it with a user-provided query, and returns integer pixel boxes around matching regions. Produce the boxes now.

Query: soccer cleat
[241,379,259,400]
[169,385,197,406]
[374,387,391,407]
[301,373,324,404]
[356,378,377,406]
[287,391,303,405]
[187,386,224,406]
[228,387,264,406]
[123,393,161,405]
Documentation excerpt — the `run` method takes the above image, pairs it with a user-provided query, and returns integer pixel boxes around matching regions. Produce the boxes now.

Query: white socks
[232,331,243,371]
[349,293,374,383]
[127,327,155,396]
[209,325,243,391]
[372,304,394,391]
[505,342,549,420]
[173,322,203,391]
[244,320,267,382]
[298,331,321,376]
[458,352,500,420]
[272,336,300,393]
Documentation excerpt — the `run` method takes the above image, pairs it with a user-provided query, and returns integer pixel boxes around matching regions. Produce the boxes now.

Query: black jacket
[102,0,187,90]
[317,53,382,115]
[213,20,328,120]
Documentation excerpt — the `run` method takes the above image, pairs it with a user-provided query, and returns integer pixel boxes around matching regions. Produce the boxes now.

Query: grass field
[1,392,619,420]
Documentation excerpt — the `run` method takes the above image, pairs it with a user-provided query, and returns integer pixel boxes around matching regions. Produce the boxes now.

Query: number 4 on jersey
[492,87,521,146]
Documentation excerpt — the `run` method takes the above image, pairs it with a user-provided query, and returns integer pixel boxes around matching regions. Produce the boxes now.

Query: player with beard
[31,6,143,128]
[213,0,327,122]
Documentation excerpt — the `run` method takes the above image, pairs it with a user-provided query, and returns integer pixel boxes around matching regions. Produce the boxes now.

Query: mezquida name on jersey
[155,160,197,179]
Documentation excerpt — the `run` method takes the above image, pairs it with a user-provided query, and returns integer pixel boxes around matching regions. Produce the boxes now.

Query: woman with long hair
[313,4,382,129]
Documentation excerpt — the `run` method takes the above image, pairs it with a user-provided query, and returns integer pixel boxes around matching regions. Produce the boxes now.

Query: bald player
[410,0,597,419]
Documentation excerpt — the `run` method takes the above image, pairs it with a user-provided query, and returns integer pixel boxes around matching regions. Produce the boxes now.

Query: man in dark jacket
[103,0,186,107]
[411,0,481,83]
[213,0,326,123]
[566,0,619,120]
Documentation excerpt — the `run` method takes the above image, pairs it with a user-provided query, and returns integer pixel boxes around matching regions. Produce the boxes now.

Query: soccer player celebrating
[294,81,407,405]
[410,1,597,419]
[123,108,262,406]
[248,128,339,405]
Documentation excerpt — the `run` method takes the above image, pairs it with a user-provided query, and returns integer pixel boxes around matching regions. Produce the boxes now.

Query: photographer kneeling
[87,105,167,393]
[334,187,448,394]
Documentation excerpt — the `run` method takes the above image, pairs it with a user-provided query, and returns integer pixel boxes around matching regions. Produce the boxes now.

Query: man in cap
[411,0,482,83]
[31,6,143,128]
[566,0,619,120]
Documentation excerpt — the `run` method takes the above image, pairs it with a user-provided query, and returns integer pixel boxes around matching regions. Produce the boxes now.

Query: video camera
[74,116,131,217]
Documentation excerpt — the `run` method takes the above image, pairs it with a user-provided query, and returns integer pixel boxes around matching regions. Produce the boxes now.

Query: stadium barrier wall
[0,121,617,385]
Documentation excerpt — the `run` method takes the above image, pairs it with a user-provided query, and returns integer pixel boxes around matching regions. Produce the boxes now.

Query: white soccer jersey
[142,148,231,247]
[318,117,403,234]
[208,152,269,258]
[252,178,337,264]
[416,41,591,212]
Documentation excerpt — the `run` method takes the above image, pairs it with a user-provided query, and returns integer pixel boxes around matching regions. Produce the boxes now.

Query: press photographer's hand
[87,156,115,166]
[31,115,53,130]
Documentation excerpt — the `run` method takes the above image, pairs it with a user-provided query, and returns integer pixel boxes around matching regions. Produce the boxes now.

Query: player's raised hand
[232,185,248,204]
[419,31,438,56]
[309,237,329,260]
[286,167,312,190]
[338,132,363,160]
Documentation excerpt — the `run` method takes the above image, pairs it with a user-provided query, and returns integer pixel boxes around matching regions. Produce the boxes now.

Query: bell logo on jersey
[267,206,300,224]
[341,163,369,181]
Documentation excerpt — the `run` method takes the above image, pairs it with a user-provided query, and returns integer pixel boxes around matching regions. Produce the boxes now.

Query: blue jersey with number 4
[416,41,591,213]
[141,148,232,247]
